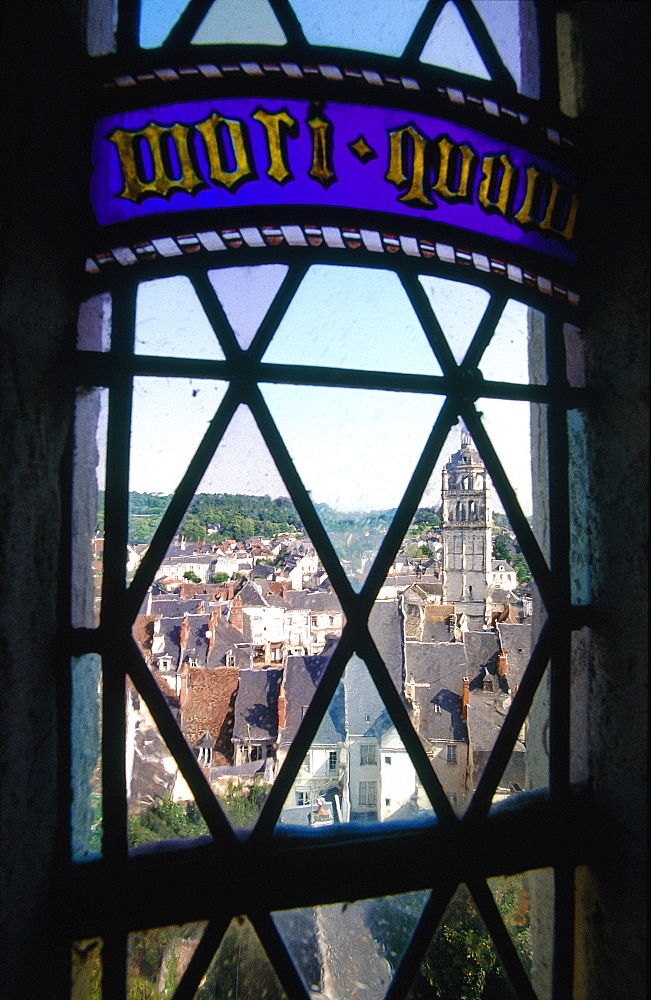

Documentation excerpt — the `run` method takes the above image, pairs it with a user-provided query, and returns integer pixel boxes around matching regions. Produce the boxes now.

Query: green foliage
[510,552,532,585]
[209,572,229,584]
[127,922,205,1000]
[183,570,201,583]
[218,781,270,828]
[493,533,512,561]
[196,916,284,1000]
[370,884,522,1000]
[128,799,209,847]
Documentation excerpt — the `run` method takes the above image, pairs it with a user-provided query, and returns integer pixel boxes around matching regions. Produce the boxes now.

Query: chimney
[277,682,286,731]
[461,677,470,720]
[229,594,243,632]
[497,650,508,677]
[178,660,189,711]
[179,613,189,656]
[206,609,219,656]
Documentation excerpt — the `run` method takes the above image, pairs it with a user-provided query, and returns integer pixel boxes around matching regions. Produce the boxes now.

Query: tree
[510,552,532,586]
[492,533,511,561]
[183,571,201,583]
[209,572,229,584]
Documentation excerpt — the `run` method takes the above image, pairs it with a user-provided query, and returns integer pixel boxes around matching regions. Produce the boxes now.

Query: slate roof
[463,631,500,686]
[492,560,516,572]
[233,668,283,742]
[466,688,525,755]
[237,581,268,607]
[496,623,532,688]
[280,649,344,748]
[152,613,250,669]
[368,600,404,692]
[405,642,469,742]
[284,590,343,613]
[180,666,240,765]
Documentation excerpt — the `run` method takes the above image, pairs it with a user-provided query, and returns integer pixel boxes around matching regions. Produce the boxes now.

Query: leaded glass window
[70,3,590,998]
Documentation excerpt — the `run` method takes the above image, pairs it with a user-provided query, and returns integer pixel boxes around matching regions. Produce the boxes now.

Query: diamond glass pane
[480,300,546,385]
[474,0,540,97]
[419,2,491,79]
[192,0,287,46]
[273,891,429,999]
[261,384,443,590]
[126,681,212,849]
[406,883,518,999]
[263,265,441,376]
[207,264,289,351]
[487,870,544,992]
[135,276,225,360]
[127,922,207,997]
[129,378,228,552]
[197,917,287,1000]
[289,0,428,57]
[417,275,491,366]
[477,399,548,563]
[277,654,435,828]
[139,0,190,48]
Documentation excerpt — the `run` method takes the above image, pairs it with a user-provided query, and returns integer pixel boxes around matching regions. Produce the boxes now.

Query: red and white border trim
[86,222,579,305]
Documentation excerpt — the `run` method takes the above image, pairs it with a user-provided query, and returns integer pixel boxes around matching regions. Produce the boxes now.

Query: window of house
[358,781,378,808]
[69,4,587,998]
[295,787,311,807]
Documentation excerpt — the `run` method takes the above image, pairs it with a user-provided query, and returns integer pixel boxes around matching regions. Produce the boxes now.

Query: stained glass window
[70,3,587,997]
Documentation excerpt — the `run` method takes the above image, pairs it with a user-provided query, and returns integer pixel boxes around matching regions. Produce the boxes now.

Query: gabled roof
[284,590,343,613]
[233,668,283,742]
[466,688,525,754]
[237,581,268,608]
[496,623,532,688]
[180,666,239,765]
[463,631,500,683]
[280,650,344,747]
[405,641,468,742]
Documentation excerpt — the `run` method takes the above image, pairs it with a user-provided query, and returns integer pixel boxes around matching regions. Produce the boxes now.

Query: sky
[92,0,536,517]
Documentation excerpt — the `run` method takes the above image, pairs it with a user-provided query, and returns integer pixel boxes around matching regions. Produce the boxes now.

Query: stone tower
[441,426,492,625]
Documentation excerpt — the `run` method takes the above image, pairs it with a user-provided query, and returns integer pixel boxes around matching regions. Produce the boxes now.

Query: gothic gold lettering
[108,122,204,203]
[478,152,516,217]
[514,165,578,240]
[432,135,476,203]
[385,124,433,207]
[252,107,298,186]
[195,112,255,192]
[306,106,336,189]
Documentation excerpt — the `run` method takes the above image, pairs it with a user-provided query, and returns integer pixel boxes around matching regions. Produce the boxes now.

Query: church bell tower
[441,426,492,625]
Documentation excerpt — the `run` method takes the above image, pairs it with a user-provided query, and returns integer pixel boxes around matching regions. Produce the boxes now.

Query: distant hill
[97,493,441,547]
